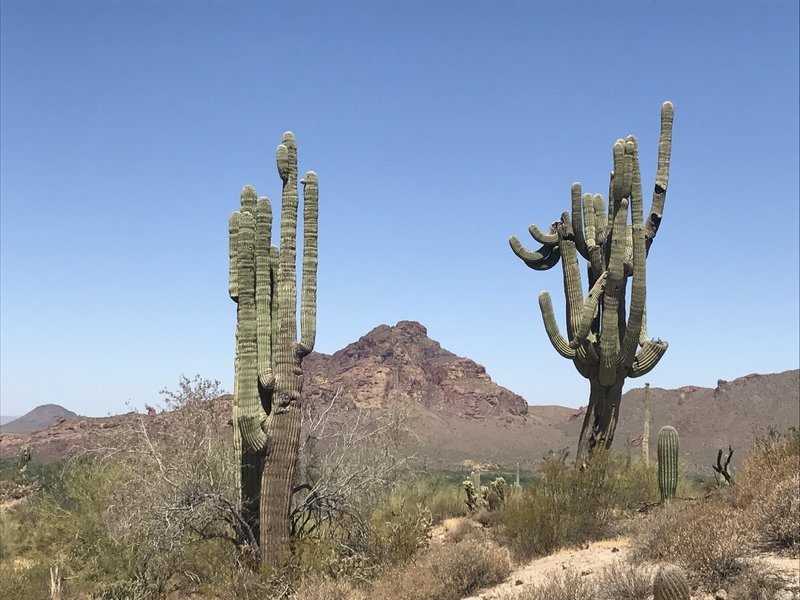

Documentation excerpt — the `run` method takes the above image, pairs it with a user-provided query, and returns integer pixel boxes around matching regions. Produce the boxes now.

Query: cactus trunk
[510,102,674,466]
[229,132,318,566]
[642,383,651,464]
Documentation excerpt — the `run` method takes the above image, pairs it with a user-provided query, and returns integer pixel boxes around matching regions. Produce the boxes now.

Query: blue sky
[1,0,798,417]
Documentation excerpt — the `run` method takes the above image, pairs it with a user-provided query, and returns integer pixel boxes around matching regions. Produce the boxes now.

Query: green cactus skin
[652,564,690,600]
[509,102,674,467]
[657,425,679,502]
[229,132,318,566]
[643,383,651,463]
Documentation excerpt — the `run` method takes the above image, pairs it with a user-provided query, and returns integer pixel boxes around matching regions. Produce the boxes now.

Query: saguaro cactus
[509,102,674,467]
[657,425,679,502]
[229,132,318,565]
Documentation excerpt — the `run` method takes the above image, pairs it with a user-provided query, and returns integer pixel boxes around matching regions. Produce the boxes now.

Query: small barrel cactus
[658,425,679,502]
[652,564,690,600]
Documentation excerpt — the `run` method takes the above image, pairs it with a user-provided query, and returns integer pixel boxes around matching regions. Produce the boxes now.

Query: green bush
[494,450,656,560]
[0,563,51,600]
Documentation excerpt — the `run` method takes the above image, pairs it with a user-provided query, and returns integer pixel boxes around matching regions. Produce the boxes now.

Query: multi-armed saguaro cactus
[652,564,690,600]
[229,132,318,566]
[509,102,674,467]
[657,425,679,503]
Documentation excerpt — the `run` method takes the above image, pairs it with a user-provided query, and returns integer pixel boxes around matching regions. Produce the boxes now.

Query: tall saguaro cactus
[510,102,674,467]
[229,132,318,566]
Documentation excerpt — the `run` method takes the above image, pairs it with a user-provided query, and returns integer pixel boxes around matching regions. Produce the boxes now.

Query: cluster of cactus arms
[229,132,318,566]
[464,474,508,511]
[657,425,679,502]
[509,102,674,467]
[652,564,690,600]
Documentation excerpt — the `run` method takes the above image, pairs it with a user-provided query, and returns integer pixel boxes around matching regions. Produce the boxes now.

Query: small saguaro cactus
[229,132,318,566]
[509,103,674,467]
[652,564,690,600]
[657,425,679,502]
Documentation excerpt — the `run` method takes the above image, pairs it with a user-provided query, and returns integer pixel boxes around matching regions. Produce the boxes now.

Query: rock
[714,590,728,600]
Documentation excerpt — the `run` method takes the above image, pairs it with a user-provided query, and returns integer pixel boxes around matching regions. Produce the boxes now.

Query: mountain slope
[0,404,77,434]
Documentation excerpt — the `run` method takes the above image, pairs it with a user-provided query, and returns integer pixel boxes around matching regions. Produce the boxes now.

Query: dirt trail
[462,536,633,600]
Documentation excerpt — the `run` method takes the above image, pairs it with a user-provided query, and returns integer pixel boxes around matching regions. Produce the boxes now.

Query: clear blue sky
[2,1,798,417]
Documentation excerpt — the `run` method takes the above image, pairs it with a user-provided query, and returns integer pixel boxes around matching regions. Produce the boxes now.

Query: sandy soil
[462,536,633,600]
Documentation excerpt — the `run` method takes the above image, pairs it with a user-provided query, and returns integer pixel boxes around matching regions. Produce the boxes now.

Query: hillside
[0,404,77,434]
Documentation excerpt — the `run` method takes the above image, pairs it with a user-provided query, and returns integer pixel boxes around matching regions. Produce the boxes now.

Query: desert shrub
[15,457,141,589]
[631,497,751,589]
[293,577,365,600]
[368,500,433,567]
[507,571,596,600]
[441,516,480,543]
[750,474,800,554]
[494,450,651,559]
[737,427,800,555]
[595,562,653,600]
[368,537,512,600]
[0,562,51,600]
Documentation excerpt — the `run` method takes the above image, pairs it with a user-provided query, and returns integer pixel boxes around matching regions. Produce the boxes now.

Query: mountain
[0,416,20,426]
[554,370,800,473]
[304,320,528,420]
[0,404,77,434]
[0,322,797,474]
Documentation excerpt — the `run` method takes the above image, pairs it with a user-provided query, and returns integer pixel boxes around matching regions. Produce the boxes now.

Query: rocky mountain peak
[304,321,527,420]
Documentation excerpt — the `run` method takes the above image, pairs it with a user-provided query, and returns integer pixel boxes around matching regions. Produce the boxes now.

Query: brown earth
[1,321,797,473]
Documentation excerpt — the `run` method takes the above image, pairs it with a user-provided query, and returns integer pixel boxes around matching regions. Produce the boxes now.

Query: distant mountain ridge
[0,322,797,472]
[0,404,77,434]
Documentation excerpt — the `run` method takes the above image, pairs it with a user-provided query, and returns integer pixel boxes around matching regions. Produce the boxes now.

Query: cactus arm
[255,197,275,391]
[630,338,668,378]
[509,235,560,270]
[538,291,577,359]
[529,222,559,245]
[235,209,268,451]
[599,198,628,385]
[618,222,646,368]
[559,214,585,340]
[530,223,558,244]
[569,271,608,348]
[298,172,318,357]
[571,183,589,258]
[583,193,596,247]
[593,193,607,245]
[645,102,674,253]
[229,212,240,301]
[276,132,300,366]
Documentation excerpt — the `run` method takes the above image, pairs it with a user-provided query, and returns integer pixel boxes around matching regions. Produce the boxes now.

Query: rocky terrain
[304,320,528,420]
[1,321,797,473]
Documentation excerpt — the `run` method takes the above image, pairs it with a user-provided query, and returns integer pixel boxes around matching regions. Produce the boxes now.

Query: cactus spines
[652,564,690,600]
[229,132,318,566]
[657,425,679,503]
[510,102,674,467]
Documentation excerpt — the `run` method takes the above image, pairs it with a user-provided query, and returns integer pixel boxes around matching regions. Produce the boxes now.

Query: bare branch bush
[291,391,417,564]
[86,377,255,591]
